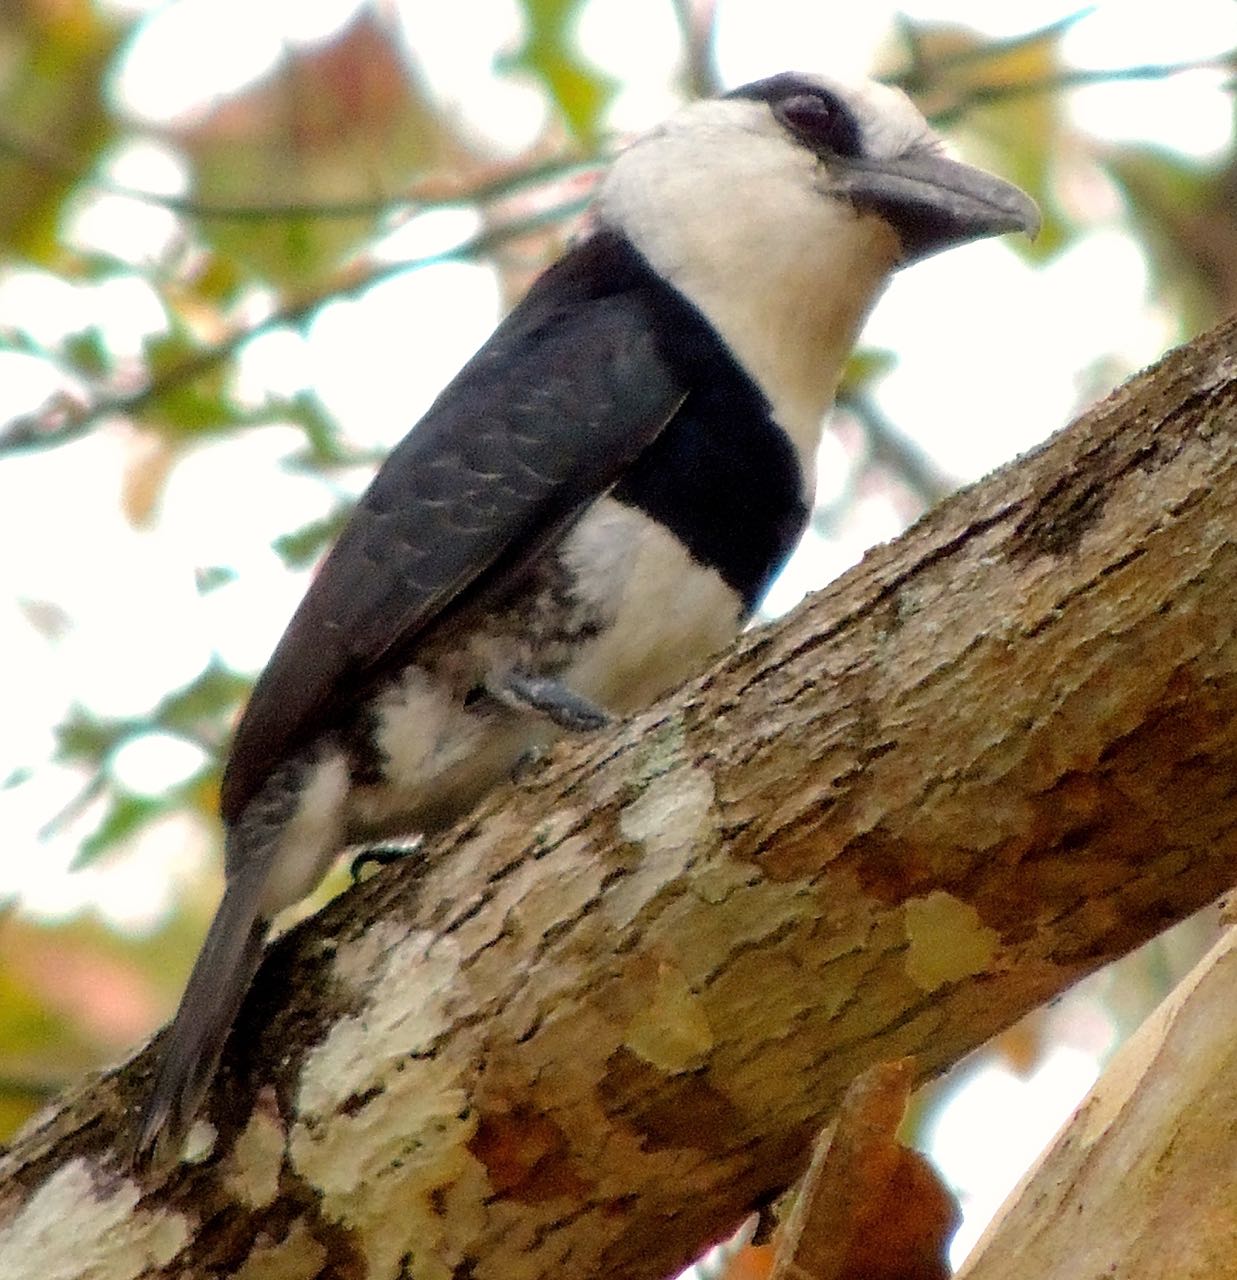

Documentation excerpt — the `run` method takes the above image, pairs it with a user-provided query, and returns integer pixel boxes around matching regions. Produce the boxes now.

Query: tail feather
[131,877,268,1170]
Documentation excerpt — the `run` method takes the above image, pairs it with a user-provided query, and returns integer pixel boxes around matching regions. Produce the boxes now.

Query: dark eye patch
[726,74,864,160]
[774,91,862,158]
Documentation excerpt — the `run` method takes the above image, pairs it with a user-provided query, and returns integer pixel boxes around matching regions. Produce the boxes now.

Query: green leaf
[279,391,348,466]
[55,663,247,788]
[62,325,111,377]
[195,565,237,594]
[155,661,251,737]
[0,2,125,266]
[273,507,352,569]
[139,327,243,437]
[75,790,163,865]
[1104,147,1235,333]
[507,0,617,142]
[839,347,897,396]
[0,330,45,357]
[55,706,139,768]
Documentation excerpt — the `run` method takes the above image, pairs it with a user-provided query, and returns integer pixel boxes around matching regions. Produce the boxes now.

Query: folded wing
[220,240,688,825]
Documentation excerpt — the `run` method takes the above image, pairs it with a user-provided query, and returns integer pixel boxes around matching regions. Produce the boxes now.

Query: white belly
[312,498,744,856]
[345,674,555,841]
[559,497,745,712]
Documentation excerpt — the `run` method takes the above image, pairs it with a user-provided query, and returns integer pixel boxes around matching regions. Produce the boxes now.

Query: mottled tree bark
[958,921,1237,1278]
[1,315,1235,1280]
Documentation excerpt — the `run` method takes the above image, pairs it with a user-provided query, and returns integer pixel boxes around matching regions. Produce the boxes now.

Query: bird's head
[599,71,1039,274]
[733,72,1040,260]
[595,73,1039,445]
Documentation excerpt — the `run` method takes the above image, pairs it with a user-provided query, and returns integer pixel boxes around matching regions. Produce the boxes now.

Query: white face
[596,76,934,471]
[803,75,945,164]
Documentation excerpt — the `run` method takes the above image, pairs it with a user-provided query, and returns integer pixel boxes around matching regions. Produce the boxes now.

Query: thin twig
[0,132,603,223]
[670,0,721,100]
[0,197,590,456]
[3,39,1232,457]
[838,391,957,509]
[36,770,107,843]
[0,50,1227,224]
[922,56,1237,127]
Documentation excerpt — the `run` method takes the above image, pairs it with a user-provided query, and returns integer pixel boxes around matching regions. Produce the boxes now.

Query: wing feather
[220,238,687,824]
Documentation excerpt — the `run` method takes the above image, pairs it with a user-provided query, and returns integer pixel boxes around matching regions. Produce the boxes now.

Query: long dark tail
[131,875,268,1170]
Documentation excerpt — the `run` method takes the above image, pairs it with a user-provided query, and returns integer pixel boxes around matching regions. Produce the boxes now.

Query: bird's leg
[349,839,424,882]
[492,671,612,732]
[510,743,549,780]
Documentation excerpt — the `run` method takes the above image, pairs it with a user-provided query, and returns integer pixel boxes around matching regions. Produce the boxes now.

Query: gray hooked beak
[835,148,1041,265]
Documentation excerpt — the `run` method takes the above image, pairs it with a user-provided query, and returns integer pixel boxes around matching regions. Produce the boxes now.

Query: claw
[350,841,423,882]
[493,672,612,732]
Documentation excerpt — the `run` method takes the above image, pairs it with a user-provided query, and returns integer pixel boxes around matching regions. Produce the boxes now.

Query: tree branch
[1,316,1236,1279]
[958,922,1237,1277]
[0,197,589,456]
[836,390,957,509]
[0,129,600,222]
[670,0,721,100]
[921,56,1237,129]
[2,36,1230,228]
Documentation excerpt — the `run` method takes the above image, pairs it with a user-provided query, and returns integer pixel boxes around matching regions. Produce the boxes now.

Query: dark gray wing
[220,240,687,824]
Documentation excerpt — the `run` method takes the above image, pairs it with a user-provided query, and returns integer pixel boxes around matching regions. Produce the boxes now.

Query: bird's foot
[494,672,611,732]
[510,744,549,780]
[350,840,424,883]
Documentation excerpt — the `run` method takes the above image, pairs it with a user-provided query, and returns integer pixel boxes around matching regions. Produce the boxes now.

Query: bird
[132,71,1038,1166]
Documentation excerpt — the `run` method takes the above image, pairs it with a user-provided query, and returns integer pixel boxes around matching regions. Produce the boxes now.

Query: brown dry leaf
[847,1148,960,1280]
[169,8,473,287]
[121,432,177,526]
[724,1243,777,1280]
[988,1007,1047,1075]
[771,1060,960,1280]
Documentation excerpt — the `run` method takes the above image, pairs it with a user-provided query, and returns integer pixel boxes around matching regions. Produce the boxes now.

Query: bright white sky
[0,0,1233,1262]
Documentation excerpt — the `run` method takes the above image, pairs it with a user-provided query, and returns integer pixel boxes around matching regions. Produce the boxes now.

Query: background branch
[922,57,1237,128]
[0,197,590,455]
[958,922,1237,1278]
[670,0,721,99]
[1,52,1228,228]
[0,130,600,223]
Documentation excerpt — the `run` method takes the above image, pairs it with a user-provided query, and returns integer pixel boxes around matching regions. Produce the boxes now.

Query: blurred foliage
[506,0,618,141]
[0,1,121,263]
[0,0,1232,1192]
[173,8,464,288]
[887,14,1079,258]
[1106,144,1237,333]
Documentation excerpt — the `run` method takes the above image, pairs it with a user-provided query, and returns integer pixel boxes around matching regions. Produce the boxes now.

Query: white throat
[597,99,902,486]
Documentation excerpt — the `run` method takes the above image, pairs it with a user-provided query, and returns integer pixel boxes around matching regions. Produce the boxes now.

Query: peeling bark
[769,1060,959,1280]
[2,316,1236,1280]
[957,923,1237,1279]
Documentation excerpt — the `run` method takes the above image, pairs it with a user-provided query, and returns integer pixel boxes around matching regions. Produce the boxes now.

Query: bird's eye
[775,92,862,159]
